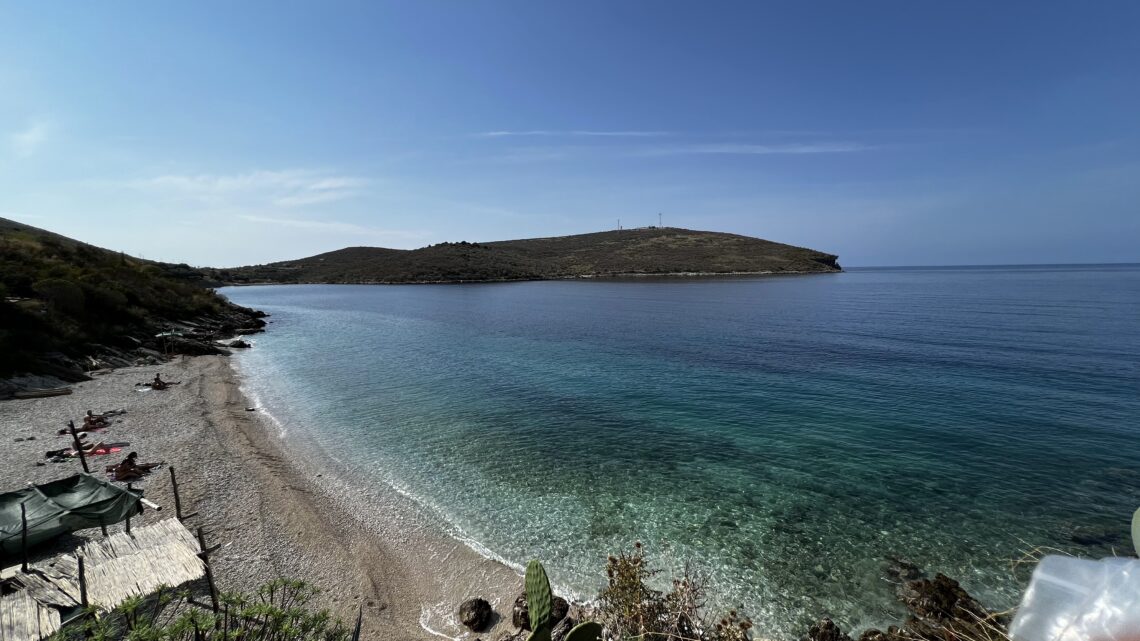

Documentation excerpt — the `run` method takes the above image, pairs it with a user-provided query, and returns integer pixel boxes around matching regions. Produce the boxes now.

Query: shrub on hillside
[33,278,86,316]
[0,224,249,376]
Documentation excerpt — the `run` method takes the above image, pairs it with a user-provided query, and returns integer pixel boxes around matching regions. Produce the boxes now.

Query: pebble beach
[0,355,525,641]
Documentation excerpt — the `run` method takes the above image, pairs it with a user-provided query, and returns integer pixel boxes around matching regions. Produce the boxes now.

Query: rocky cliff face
[0,304,268,398]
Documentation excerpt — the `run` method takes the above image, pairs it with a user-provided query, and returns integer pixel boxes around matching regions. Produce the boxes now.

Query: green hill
[0,221,837,382]
[0,217,265,382]
[206,227,840,284]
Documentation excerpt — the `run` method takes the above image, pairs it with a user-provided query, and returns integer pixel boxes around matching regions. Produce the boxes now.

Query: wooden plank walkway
[0,519,205,641]
[0,591,60,641]
[79,520,204,609]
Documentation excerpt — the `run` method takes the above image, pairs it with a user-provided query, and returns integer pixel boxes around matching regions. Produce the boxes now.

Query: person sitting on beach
[151,373,168,390]
[83,410,108,429]
[112,452,162,481]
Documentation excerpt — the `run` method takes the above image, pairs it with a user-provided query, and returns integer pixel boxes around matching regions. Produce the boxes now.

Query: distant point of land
[205,227,841,285]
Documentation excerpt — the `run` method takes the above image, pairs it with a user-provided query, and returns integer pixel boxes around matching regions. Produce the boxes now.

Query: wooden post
[124,483,132,535]
[78,556,89,608]
[170,466,183,520]
[197,527,221,619]
[20,501,29,573]
[351,604,363,641]
[67,420,90,474]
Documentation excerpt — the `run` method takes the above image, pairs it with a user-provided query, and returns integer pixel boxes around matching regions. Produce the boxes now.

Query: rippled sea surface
[220,265,1140,637]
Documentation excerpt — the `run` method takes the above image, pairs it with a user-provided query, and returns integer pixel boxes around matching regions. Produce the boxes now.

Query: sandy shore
[0,355,525,640]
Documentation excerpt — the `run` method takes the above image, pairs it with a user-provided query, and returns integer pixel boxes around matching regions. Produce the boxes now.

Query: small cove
[221,265,1140,636]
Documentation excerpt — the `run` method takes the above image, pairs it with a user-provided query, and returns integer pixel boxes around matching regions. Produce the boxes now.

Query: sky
[1,1,1138,267]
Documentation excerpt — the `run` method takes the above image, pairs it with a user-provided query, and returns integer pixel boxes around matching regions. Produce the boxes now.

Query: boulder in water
[898,573,988,622]
[801,618,853,641]
[1069,524,1127,547]
[804,572,1008,641]
[885,556,924,582]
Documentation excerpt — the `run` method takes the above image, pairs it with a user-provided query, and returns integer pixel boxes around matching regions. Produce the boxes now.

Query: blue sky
[1,1,1137,267]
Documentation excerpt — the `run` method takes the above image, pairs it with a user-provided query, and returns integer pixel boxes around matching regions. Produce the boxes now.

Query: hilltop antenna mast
[658,212,662,228]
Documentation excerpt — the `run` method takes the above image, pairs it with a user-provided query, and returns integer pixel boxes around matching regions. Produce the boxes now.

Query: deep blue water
[220,265,1140,636]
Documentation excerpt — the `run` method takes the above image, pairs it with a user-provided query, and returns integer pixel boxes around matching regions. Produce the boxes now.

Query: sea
[219,264,1140,637]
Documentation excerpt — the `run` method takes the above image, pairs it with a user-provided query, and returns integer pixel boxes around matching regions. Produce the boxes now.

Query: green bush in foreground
[576,543,753,641]
[51,579,350,641]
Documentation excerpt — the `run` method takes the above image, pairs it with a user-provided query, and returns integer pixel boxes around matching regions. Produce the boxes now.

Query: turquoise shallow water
[220,265,1140,637]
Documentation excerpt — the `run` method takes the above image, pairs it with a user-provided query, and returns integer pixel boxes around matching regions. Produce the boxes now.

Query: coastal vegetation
[44,549,1014,641]
[49,579,353,641]
[199,228,841,284]
[537,547,1010,641]
[0,217,265,383]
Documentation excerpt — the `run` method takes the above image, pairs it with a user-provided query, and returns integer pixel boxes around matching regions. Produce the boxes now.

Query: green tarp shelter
[0,474,141,560]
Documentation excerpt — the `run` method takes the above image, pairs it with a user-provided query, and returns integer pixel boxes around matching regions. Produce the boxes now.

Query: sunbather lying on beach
[71,440,112,456]
[44,435,113,458]
[110,451,163,481]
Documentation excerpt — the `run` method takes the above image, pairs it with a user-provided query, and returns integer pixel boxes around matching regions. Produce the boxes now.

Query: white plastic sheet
[1009,555,1140,641]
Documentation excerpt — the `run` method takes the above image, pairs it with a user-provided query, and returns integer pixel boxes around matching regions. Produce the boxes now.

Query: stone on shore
[459,597,494,632]
[512,593,569,630]
[550,615,578,641]
[898,573,989,623]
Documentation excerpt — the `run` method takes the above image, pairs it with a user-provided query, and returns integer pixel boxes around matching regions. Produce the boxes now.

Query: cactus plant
[526,560,555,641]
[525,560,606,641]
[528,623,553,641]
[564,621,603,641]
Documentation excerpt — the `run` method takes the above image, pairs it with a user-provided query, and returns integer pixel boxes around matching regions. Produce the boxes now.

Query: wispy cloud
[468,131,876,160]
[133,170,368,207]
[237,214,426,240]
[9,119,52,157]
[478,146,578,163]
[633,142,874,156]
[474,130,670,138]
